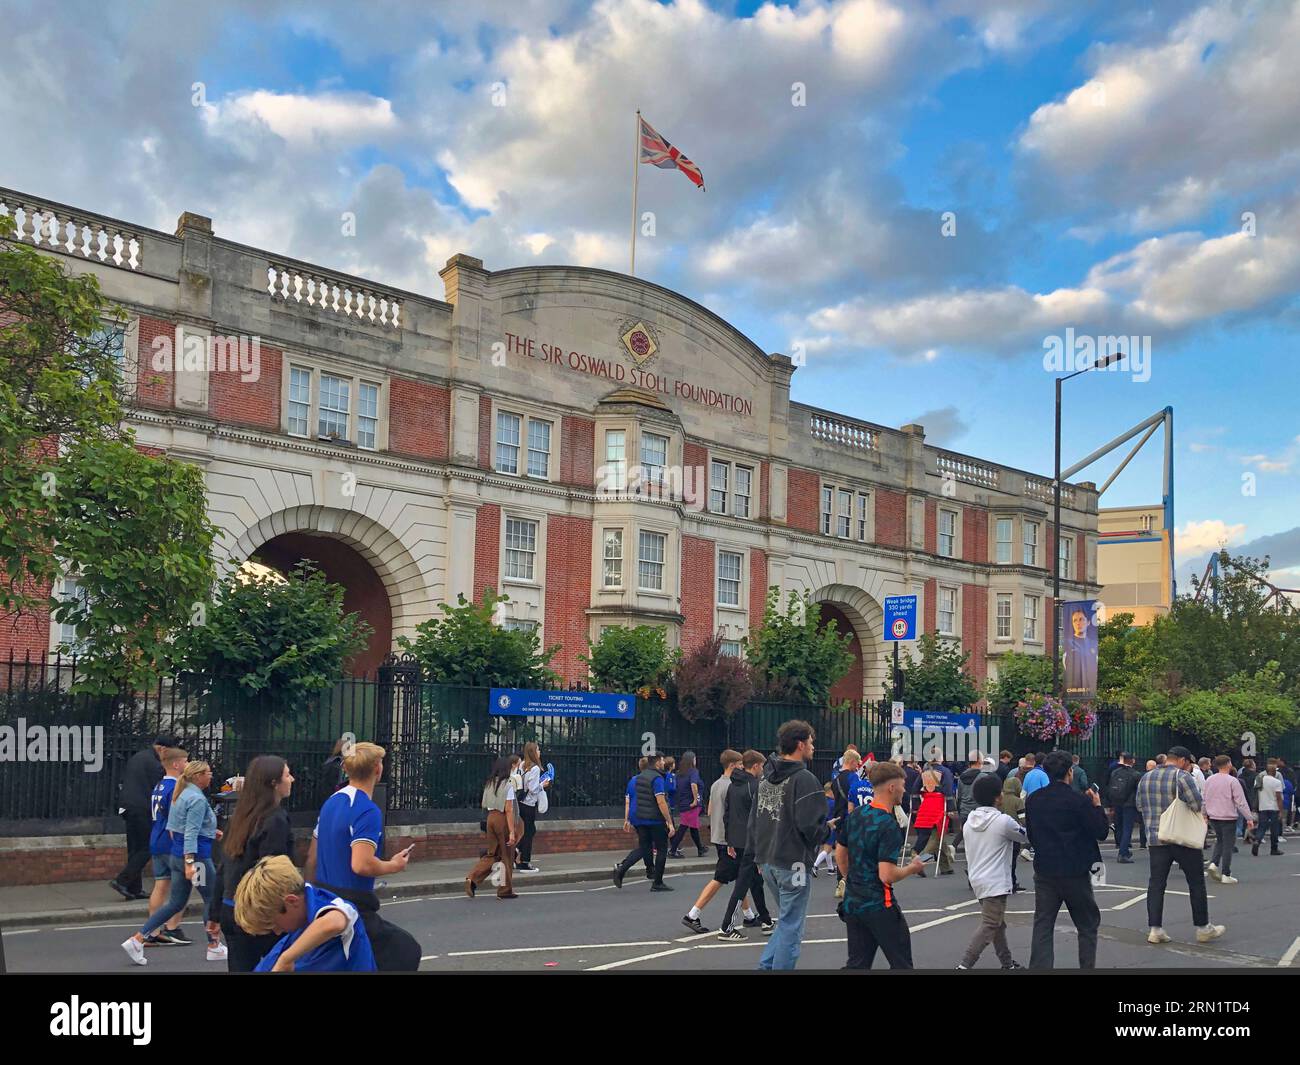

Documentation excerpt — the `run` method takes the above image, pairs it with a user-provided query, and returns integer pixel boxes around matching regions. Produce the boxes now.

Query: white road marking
[419,954,439,960]
[909,912,976,932]
[1110,892,1148,911]
[451,940,670,957]
[943,899,981,911]
[1279,936,1300,968]
[586,947,690,971]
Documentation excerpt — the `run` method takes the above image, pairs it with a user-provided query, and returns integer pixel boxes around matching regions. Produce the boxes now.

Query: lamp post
[1051,351,1124,699]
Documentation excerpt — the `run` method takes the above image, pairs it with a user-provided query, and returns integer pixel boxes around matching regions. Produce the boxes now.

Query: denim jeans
[1116,805,1140,857]
[140,854,214,937]
[758,864,812,970]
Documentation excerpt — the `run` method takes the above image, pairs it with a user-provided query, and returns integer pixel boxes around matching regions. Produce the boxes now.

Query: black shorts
[713,844,739,885]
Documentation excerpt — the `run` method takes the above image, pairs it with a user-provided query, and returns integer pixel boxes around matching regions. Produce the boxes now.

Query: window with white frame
[527,418,551,478]
[1023,594,1040,641]
[823,484,864,539]
[718,551,742,606]
[318,373,351,439]
[56,576,88,651]
[495,411,521,474]
[996,518,1014,564]
[288,367,311,436]
[735,465,753,518]
[641,432,668,486]
[604,430,626,492]
[720,640,742,658]
[602,529,623,588]
[938,587,957,635]
[286,365,384,447]
[504,518,538,580]
[821,486,833,535]
[357,382,379,450]
[837,489,853,538]
[996,593,1012,639]
[710,460,729,514]
[857,492,869,541]
[1023,521,1039,567]
[501,618,538,634]
[638,531,666,591]
[1059,532,1073,577]
[938,509,957,557]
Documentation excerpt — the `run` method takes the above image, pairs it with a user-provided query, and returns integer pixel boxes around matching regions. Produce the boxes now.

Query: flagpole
[630,109,640,277]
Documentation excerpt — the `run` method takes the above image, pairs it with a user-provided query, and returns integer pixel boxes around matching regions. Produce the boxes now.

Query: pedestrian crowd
[105,721,1296,971]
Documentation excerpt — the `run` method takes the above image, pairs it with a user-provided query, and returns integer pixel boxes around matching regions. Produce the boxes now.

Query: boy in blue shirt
[143,747,187,945]
[235,855,377,972]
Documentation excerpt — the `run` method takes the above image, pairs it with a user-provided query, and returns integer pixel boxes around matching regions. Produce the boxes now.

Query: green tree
[670,633,754,723]
[3,216,216,693]
[985,651,1054,714]
[1140,663,1298,749]
[747,588,854,706]
[582,625,674,695]
[177,561,371,723]
[399,587,559,688]
[890,632,979,710]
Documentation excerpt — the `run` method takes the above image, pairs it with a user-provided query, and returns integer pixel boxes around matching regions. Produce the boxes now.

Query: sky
[1,0,1297,590]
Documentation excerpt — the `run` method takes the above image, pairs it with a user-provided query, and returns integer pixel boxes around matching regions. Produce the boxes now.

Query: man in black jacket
[717,750,772,938]
[110,734,177,900]
[1024,750,1109,969]
[1107,752,1141,863]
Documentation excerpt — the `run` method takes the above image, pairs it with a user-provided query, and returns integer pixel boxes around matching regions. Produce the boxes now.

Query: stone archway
[809,584,887,703]
[222,506,425,675]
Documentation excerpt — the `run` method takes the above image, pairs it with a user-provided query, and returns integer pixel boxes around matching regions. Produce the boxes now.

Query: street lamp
[1051,351,1124,700]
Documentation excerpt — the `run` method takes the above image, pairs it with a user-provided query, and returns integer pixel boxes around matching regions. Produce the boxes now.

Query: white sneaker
[122,936,147,965]
[1020,849,1034,861]
[1147,928,1171,944]
[1196,924,1226,943]
[1220,875,1238,884]
[206,941,228,962]
[1207,863,1221,881]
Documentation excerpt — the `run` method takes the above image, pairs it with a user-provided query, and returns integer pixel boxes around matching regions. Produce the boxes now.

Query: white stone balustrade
[267,264,403,330]
[936,451,1000,490]
[1025,475,1075,507]
[0,196,142,270]
[809,411,879,451]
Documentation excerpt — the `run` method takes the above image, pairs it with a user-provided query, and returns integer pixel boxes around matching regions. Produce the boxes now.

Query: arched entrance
[254,533,392,677]
[221,507,427,678]
[809,584,887,704]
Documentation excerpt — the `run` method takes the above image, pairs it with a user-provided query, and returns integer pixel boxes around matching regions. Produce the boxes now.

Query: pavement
[4,834,1300,972]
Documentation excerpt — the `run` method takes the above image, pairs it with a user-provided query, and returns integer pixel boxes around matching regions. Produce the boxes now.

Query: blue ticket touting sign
[489,689,636,719]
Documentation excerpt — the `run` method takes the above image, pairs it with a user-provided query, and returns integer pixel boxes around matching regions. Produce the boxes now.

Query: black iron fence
[3,651,1297,826]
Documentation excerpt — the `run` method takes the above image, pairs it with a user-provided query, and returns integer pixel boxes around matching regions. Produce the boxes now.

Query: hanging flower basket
[1067,702,1098,742]
[1014,694,1071,742]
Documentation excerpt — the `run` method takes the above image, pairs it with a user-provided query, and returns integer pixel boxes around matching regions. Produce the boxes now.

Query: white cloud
[1174,518,1247,561]
[205,90,399,146]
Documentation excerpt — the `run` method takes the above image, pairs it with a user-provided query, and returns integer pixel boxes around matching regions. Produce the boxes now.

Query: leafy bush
[892,632,979,710]
[671,633,754,723]
[747,588,854,706]
[985,651,1054,714]
[1140,663,1299,749]
[399,587,558,688]
[582,625,674,696]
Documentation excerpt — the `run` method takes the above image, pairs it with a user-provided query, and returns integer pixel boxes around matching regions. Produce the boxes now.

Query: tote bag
[1158,796,1207,849]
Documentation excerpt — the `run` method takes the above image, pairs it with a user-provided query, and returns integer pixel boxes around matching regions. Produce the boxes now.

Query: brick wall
[962,584,989,683]
[545,514,593,681]
[473,504,501,603]
[208,340,281,430]
[477,394,492,470]
[925,499,937,554]
[135,315,174,409]
[681,535,715,651]
[1046,595,1056,657]
[749,548,768,627]
[559,416,595,487]
[389,378,450,460]
[874,488,907,548]
[924,577,937,635]
[787,467,820,532]
[0,576,53,663]
[963,506,989,563]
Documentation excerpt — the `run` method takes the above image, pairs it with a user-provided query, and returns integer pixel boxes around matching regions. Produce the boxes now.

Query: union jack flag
[639,115,705,190]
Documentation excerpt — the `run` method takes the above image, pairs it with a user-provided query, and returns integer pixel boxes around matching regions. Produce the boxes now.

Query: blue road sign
[883,594,918,641]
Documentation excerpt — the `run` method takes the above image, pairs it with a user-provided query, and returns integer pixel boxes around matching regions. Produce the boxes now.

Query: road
[6,839,1299,972]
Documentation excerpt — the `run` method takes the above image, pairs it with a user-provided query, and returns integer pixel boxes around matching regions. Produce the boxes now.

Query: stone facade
[0,188,1102,694]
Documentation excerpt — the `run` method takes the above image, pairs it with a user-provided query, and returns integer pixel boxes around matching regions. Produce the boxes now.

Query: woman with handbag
[465,757,519,900]
[516,742,549,872]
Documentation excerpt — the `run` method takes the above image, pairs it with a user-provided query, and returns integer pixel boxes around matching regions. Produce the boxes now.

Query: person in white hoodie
[956,773,1027,970]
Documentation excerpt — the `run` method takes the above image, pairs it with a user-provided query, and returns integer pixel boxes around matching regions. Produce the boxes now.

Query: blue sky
[2,0,1296,585]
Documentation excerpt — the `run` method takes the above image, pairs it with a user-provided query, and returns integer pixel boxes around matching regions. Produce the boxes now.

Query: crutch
[896,802,915,866]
